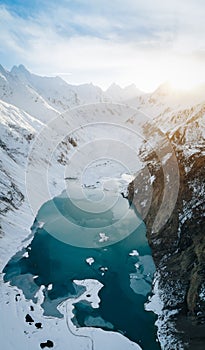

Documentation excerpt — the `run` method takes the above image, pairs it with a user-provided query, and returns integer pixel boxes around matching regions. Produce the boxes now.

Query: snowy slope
[11,65,108,109]
[5,65,144,113]
[129,81,205,120]
[0,65,59,123]
[0,100,44,262]
[11,64,80,112]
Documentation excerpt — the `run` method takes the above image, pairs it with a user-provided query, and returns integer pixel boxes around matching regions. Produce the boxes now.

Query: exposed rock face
[128,107,205,349]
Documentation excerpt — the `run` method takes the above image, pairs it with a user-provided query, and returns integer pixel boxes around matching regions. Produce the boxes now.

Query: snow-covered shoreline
[0,159,143,350]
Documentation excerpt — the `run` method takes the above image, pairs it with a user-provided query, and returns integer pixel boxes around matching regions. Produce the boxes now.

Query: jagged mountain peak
[105,82,143,101]
[124,83,144,96]
[0,63,7,74]
[11,64,29,74]
[106,82,123,93]
[11,64,31,83]
[11,65,66,86]
[0,64,10,80]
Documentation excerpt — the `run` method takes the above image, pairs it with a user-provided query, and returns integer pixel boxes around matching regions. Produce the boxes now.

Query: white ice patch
[129,250,139,257]
[150,175,156,185]
[100,267,108,272]
[145,274,164,315]
[134,263,140,269]
[22,252,29,258]
[86,257,95,266]
[38,221,44,228]
[47,284,53,291]
[99,232,109,243]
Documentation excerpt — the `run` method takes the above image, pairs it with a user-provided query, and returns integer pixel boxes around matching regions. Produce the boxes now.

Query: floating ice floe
[100,267,108,272]
[38,221,44,228]
[47,284,53,291]
[99,232,109,243]
[129,250,139,257]
[86,257,95,266]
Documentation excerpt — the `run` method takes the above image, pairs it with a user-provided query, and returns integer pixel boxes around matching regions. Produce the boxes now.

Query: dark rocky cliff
[128,109,205,349]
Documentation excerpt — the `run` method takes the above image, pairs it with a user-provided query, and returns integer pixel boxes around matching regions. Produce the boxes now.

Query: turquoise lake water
[3,186,160,350]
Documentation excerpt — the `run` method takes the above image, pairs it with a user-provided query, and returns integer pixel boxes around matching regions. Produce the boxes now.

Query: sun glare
[164,59,204,91]
[130,54,205,93]
[168,74,202,91]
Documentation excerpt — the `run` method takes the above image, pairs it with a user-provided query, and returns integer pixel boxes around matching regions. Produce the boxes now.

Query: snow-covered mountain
[0,64,144,119]
[0,65,59,123]
[105,82,143,102]
[0,64,204,350]
[128,81,205,121]
[11,64,107,111]
[128,99,205,349]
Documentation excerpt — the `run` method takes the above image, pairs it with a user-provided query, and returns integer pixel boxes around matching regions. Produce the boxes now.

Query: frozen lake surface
[3,183,160,350]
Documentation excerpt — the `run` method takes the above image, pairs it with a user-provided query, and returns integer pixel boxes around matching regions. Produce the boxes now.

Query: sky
[0,0,205,91]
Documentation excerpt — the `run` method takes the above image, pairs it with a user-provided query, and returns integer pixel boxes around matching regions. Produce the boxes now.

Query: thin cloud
[0,1,205,90]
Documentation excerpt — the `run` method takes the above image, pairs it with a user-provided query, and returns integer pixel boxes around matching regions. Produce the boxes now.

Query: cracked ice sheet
[0,277,141,350]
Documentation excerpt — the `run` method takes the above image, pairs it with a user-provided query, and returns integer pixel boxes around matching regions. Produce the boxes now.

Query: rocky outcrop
[128,109,205,349]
